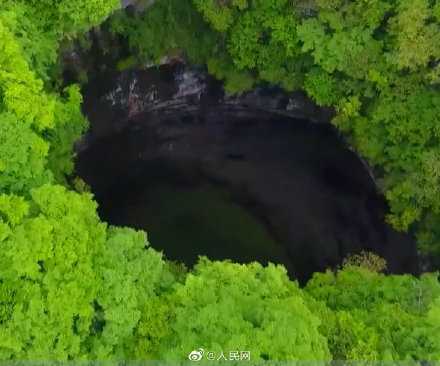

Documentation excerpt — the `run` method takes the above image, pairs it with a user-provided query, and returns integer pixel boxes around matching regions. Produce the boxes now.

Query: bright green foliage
[426,297,440,359]
[90,227,174,360]
[46,86,88,184]
[157,259,331,361]
[21,0,119,36]
[130,290,175,359]
[0,185,106,359]
[0,113,52,194]
[0,13,56,130]
[0,4,58,82]
[207,56,256,93]
[297,1,390,81]
[0,11,83,191]
[388,0,440,71]
[304,67,341,107]
[435,1,440,21]
[339,84,440,231]
[306,267,440,360]
[0,194,29,227]
[192,0,236,32]
[0,185,174,360]
[0,0,112,193]
[198,0,308,90]
[1,0,119,83]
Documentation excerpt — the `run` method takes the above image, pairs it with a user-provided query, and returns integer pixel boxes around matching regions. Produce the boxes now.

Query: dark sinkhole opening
[75,63,419,283]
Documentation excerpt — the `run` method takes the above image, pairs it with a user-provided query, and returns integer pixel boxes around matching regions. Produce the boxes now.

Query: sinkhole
[75,63,419,282]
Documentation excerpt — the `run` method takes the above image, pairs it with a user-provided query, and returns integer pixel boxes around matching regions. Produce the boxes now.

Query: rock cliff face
[79,63,333,141]
[75,63,419,282]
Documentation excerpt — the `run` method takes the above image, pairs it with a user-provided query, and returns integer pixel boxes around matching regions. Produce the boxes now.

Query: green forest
[0,0,440,361]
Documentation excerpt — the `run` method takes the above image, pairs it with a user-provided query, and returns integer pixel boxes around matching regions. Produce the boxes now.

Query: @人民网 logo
[188,348,204,361]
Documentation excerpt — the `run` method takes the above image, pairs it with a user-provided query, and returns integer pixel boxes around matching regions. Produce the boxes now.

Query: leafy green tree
[304,67,342,107]
[306,266,440,360]
[155,259,331,361]
[90,227,175,360]
[110,0,219,65]
[0,185,174,360]
[0,3,58,82]
[1,0,119,83]
[208,0,308,90]
[0,13,56,130]
[0,1,108,192]
[388,0,440,71]
[0,113,52,194]
[0,185,106,359]
[207,56,256,94]
[46,86,88,184]
[192,0,237,32]
[20,0,120,36]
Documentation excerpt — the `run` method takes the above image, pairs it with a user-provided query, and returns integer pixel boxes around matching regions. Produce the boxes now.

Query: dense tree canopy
[155,260,331,361]
[306,266,440,360]
[0,185,174,359]
[0,0,439,362]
